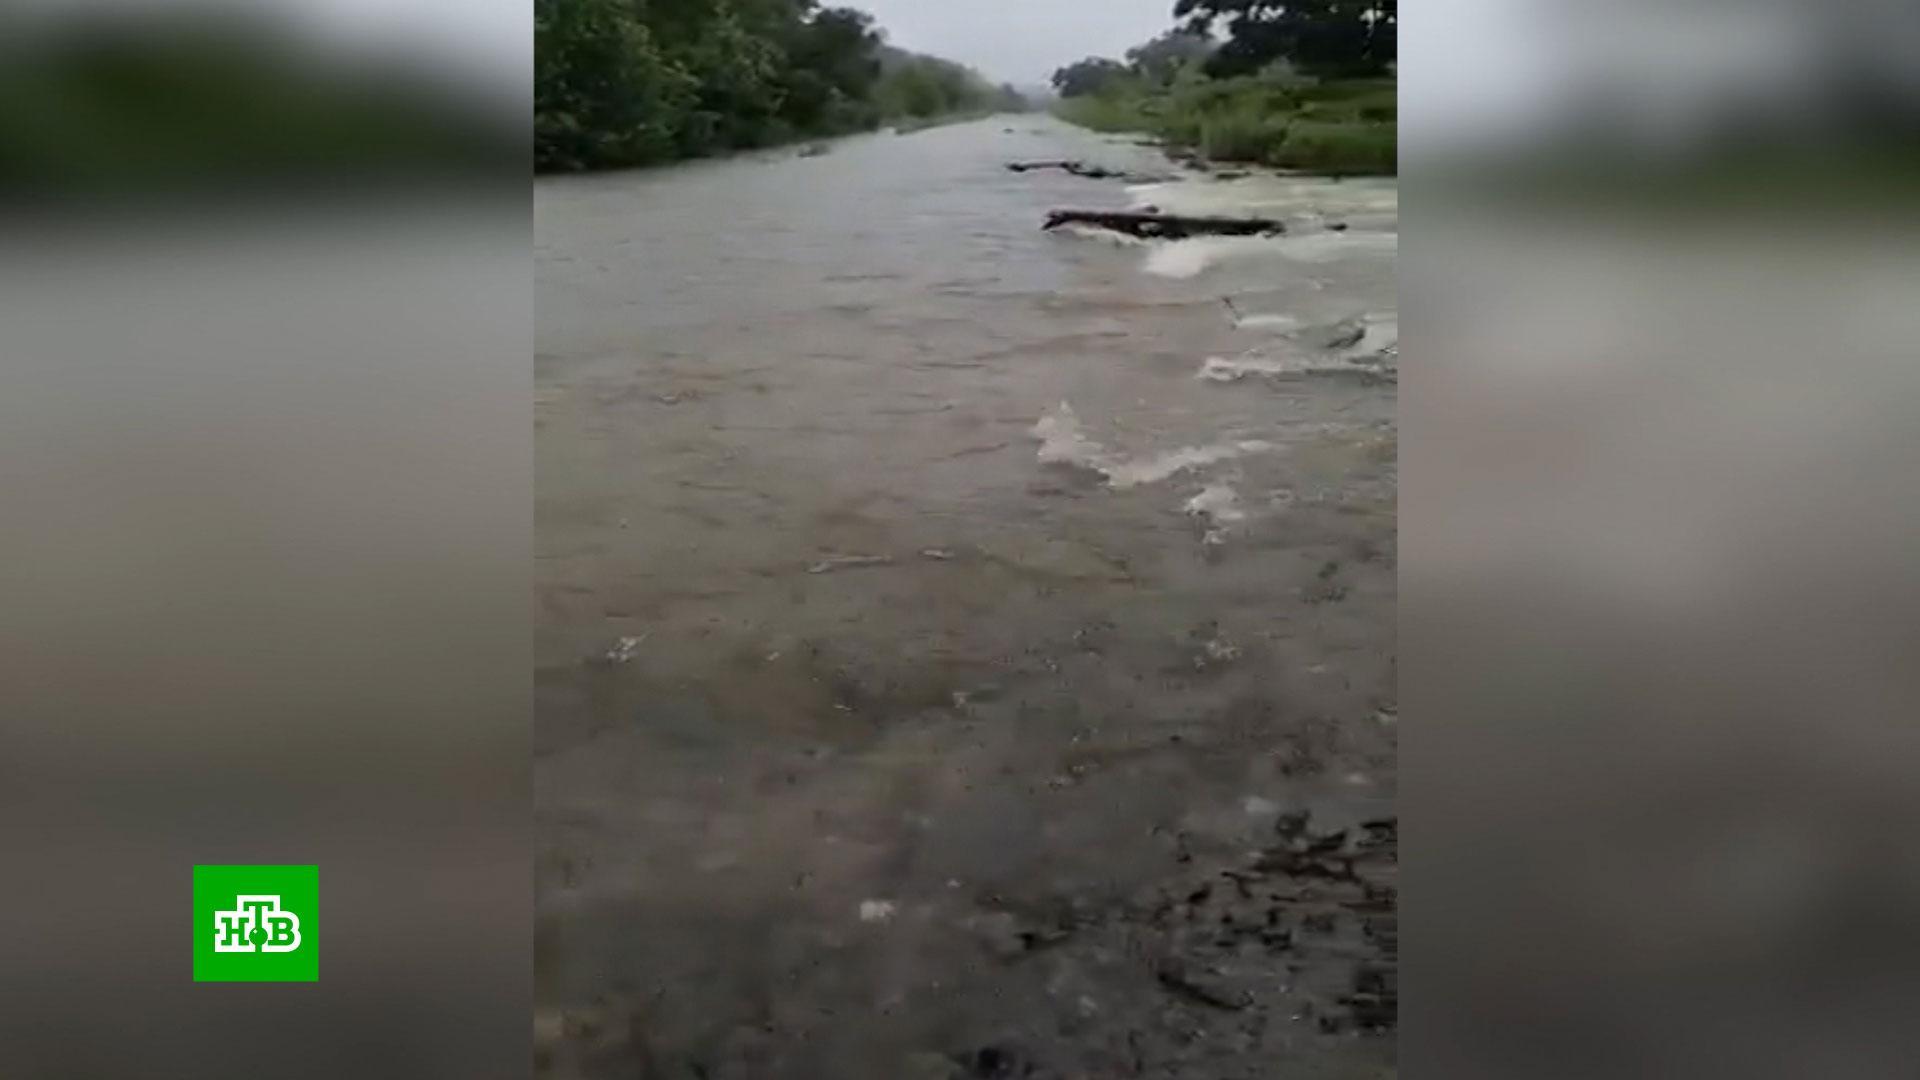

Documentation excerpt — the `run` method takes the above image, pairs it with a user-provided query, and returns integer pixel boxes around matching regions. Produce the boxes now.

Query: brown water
[536,115,1397,1079]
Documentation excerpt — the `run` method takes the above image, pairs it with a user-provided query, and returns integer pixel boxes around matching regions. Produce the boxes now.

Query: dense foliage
[1124,30,1215,88]
[1174,0,1395,79]
[1050,3,1395,175]
[0,16,513,196]
[535,0,1021,171]
[1050,57,1130,100]
[876,47,1022,121]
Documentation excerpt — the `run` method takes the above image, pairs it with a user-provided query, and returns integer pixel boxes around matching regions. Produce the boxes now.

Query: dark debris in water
[950,1042,1037,1078]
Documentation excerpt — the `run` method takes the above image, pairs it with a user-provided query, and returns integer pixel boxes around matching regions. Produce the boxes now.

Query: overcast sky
[852,0,1184,86]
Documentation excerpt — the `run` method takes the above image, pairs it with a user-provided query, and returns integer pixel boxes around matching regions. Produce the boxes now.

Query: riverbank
[1055,76,1396,175]
[537,94,1024,174]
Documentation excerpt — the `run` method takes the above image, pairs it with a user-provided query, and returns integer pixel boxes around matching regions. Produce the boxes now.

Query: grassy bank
[1054,74,1395,176]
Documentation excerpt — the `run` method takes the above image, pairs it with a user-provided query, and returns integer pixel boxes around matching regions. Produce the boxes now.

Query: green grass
[1052,74,1396,176]
[1268,119,1395,174]
[1051,93,1155,134]
[1198,106,1293,162]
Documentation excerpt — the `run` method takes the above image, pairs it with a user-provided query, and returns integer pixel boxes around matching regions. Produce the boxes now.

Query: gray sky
[852,0,1183,86]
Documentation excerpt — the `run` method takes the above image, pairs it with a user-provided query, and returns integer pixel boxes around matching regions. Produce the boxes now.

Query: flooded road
[536,115,1396,1078]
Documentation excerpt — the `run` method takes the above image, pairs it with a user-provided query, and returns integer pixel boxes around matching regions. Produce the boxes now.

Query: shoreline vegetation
[1047,4,1396,176]
[534,0,1028,173]
[1054,74,1395,176]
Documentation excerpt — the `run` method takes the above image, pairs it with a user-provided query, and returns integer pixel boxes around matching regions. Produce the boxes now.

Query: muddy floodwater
[536,115,1397,1079]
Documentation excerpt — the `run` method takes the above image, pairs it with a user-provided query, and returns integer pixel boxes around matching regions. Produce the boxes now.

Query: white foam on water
[1200,311,1400,383]
[1106,441,1273,489]
[1184,482,1247,524]
[1055,223,1149,247]
[1142,236,1272,279]
[1340,314,1399,359]
[1199,352,1396,382]
[1198,350,1396,383]
[1198,354,1294,382]
[1142,229,1395,279]
[1031,401,1110,472]
[1031,402,1277,489]
[1271,230,1398,264]
[1233,312,1301,331]
[1124,181,1175,204]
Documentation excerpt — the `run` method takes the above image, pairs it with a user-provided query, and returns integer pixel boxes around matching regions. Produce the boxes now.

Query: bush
[1050,73,1397,176]
[1268,120,1395,174]
[1052,93,1153,134]
[1158,108,1204,149]
[1199,106,1292,162]
[1293,86,1395,123]
[1293,78,1395,104]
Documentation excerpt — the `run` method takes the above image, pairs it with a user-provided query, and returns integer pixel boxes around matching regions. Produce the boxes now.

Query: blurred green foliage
[0,16,512,197]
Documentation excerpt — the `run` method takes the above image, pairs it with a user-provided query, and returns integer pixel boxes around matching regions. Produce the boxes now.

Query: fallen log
[1006,159,1144,181]
[1008,159,1092,174]
[1042,209,1284,240]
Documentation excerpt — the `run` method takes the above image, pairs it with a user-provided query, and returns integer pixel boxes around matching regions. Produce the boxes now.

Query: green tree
[1050,57,1129,98]
[534,0,1005,171]
[534,0,696,170]
[676,5,787,150]
[1125,29,1213,87]
[1172,0,1395,79]
[779,7,883,131]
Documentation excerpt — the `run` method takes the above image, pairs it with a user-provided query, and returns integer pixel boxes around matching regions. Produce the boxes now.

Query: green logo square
[193,865,318,982]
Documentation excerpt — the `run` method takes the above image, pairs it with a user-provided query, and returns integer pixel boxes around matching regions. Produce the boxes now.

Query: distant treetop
[1173,0,1395,79]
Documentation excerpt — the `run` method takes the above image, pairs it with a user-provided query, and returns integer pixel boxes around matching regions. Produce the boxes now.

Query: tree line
[1053,0,1396,99]
[536,0,1024,172]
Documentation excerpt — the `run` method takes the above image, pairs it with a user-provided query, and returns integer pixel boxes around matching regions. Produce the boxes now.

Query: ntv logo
[213,895,302,953]
[194,866,317,980]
